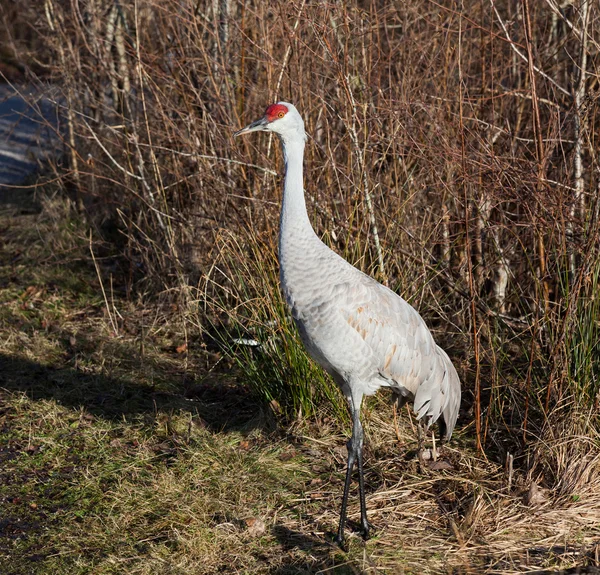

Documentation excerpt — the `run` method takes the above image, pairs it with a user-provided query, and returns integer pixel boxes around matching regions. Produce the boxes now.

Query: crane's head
[235,102,306,142]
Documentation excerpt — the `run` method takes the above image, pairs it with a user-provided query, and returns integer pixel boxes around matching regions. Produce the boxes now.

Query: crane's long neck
[279,137,317,247]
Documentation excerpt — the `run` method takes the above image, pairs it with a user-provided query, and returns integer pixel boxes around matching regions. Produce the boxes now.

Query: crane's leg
[356,433,370,539]
[335,401,369,549]
[417,419,425,465]
[392,394,408,444]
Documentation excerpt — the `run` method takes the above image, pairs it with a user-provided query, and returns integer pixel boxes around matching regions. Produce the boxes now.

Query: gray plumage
[236,102,461,547]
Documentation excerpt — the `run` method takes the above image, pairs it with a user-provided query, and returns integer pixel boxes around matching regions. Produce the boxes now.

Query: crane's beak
[234,117,269,137]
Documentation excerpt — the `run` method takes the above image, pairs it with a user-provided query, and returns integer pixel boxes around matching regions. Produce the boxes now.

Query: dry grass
[1,196,599,574]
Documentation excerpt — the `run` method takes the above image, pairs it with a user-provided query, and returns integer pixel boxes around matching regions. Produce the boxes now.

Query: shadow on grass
[0,187,271,436]
[269,525,364,575]
[0,350,265,434]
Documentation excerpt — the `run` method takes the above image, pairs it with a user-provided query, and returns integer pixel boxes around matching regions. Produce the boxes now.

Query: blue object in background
[0,84,62,189]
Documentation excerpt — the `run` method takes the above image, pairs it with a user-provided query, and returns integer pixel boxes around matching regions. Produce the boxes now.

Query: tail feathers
[413,347,461,441]
[438,347,461,440]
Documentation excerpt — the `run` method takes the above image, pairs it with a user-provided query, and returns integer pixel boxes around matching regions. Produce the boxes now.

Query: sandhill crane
[235,102,461,548]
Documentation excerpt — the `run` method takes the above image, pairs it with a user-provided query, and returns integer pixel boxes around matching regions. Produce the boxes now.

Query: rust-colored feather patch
[384,344,397,371]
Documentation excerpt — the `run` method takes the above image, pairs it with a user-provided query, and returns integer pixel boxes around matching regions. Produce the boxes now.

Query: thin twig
[458,0,482,453]
[89,230,119,336]
[490,0,570,97]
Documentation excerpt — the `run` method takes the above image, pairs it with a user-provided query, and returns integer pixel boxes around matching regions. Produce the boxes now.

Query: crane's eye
[278,112,285,118]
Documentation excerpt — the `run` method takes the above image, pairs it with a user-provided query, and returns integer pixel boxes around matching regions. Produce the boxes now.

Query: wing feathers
[339,278,461,438]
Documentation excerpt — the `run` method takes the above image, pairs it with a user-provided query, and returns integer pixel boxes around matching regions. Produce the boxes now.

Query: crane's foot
[359,520,373,541]
[333,521,373,550]
[334,532,348,552]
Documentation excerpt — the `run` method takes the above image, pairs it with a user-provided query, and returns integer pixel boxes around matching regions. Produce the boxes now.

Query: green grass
[200,229,346,422]
[565,257,600,404]
[0,391,320,574]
